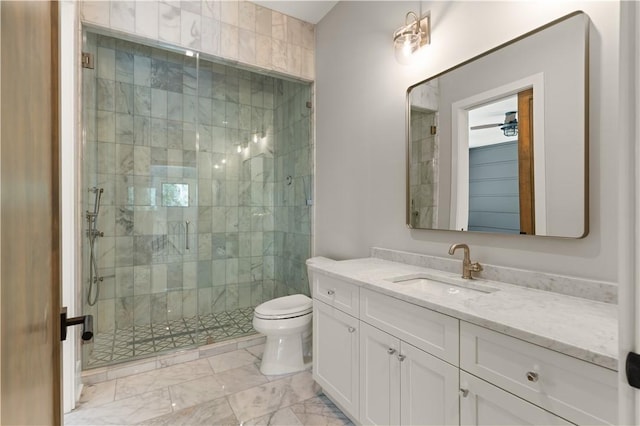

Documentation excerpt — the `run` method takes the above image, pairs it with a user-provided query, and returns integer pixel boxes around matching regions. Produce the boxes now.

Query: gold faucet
[448,243,483,279]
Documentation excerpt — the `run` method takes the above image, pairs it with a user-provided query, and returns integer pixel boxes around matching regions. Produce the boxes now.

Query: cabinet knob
[526,371,539,382]
[397,354,406,362]
[387,348,396,355]
[327,290,335,295]
[459,388,469,398]
[347,326,356,333]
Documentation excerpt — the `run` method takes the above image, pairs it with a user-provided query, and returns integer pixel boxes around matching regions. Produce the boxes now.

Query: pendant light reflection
[393,11,430,64]
[236,131,265,158]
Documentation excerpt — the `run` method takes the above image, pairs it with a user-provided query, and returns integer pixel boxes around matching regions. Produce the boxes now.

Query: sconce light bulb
[402,38,413,57]
[237,145,242,153]
[221,158,227,164]
[214,164,219,169]
[253,134,258,143]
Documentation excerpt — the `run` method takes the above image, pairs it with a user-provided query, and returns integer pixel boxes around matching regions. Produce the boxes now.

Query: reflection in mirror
[407,11,588,238]
[467,94,535,234]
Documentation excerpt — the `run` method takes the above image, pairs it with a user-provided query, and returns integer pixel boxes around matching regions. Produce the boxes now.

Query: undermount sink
[385,272,499,297]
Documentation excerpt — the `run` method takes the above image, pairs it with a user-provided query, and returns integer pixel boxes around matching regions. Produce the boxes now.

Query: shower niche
[81,32,313,369]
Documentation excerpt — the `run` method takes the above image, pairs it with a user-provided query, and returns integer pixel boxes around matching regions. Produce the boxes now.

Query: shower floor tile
[85,307,257,368]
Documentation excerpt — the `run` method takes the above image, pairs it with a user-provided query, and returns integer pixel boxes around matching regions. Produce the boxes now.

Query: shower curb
[81,333,266,385]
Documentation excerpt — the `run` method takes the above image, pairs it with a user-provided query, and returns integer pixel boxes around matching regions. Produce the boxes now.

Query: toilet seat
[254,294,312,320]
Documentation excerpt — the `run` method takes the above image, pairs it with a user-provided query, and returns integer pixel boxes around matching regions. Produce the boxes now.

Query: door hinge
[81,52,94,69]
[306,101,312,109]
[430,125,437,135]
[626,352,640,388]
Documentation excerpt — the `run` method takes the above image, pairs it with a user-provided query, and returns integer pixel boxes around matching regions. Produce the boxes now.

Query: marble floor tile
[77,379,117,409]
[70,342,349,426]
[66,388,172,425]
[244,407,303,425]
[246,342,265,359]
[136,396,237,425]
[207,347,259,373]
[289,394,354,425]
[227,371,321,422]
[115,358,213,400]
[168,375,227,412]
[215,363,269,395]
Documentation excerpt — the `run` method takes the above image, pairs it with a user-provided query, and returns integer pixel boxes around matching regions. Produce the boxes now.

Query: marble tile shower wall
[195,57,281,317]
[84,34,303,336]
[273,81,312,296]
[80,0,315,82]
[85,35,201,334]
[410,110,438,229]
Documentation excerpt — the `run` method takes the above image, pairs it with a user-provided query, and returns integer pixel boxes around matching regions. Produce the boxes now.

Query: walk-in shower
[81,31,313,369]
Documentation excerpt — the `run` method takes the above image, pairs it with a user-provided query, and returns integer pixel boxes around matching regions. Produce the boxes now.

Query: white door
[400,342,459,425]
[360,322,400,425]
[460,372,571,425]
[313,300,359,418]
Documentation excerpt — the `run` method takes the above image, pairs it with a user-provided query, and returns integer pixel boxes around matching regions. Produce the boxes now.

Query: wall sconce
[393,11,430,64]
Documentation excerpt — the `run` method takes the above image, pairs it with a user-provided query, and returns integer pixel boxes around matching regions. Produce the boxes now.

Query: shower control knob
[327,290,335,296]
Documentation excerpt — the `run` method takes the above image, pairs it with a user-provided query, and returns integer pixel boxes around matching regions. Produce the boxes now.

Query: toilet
[252,294,313,375]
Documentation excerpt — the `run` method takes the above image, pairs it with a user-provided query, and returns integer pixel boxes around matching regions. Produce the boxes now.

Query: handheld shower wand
[87,187,104,306]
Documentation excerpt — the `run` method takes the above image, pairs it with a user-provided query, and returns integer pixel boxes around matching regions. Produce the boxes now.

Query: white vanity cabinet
[313,299,360,418]
[460,322,618,425]
[359,288,460,425]
[360,322,459,425]
[460,371,572,425]
[311,271,617,426]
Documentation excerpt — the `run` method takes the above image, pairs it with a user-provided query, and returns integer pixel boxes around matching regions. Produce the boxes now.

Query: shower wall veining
[80,0,315,81]
[83,32,311,338]
[79,1,314,368]
[409,109,438,229]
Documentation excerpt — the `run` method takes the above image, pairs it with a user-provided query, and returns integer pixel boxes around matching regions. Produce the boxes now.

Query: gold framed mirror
[406,11,589,238]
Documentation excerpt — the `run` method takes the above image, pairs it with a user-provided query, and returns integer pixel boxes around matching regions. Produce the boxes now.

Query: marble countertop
[307,257,618,371]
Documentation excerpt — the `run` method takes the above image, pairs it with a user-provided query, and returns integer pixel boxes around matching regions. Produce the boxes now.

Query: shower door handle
[185,221,190,250]
[60,307,93,341]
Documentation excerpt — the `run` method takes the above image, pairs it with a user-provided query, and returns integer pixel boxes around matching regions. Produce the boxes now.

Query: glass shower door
[81,33,200,368]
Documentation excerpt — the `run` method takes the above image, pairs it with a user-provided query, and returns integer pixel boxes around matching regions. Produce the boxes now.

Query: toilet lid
[254,294,313,319]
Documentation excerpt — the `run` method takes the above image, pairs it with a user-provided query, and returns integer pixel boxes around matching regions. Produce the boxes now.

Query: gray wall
[315,1,624,282]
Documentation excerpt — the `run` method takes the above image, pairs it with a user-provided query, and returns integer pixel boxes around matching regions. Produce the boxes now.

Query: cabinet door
[360,323,401,426]
[313,300,359,418]
[400,342,459,425]
[460,372,572,426]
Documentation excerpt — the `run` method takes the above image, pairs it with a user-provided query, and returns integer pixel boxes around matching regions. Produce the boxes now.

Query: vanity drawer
[460,322,617,425]
[313,273,359,316]
[360,288,459,365]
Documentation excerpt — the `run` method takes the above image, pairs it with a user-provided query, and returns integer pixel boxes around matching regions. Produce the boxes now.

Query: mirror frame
[405,11,589,238]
